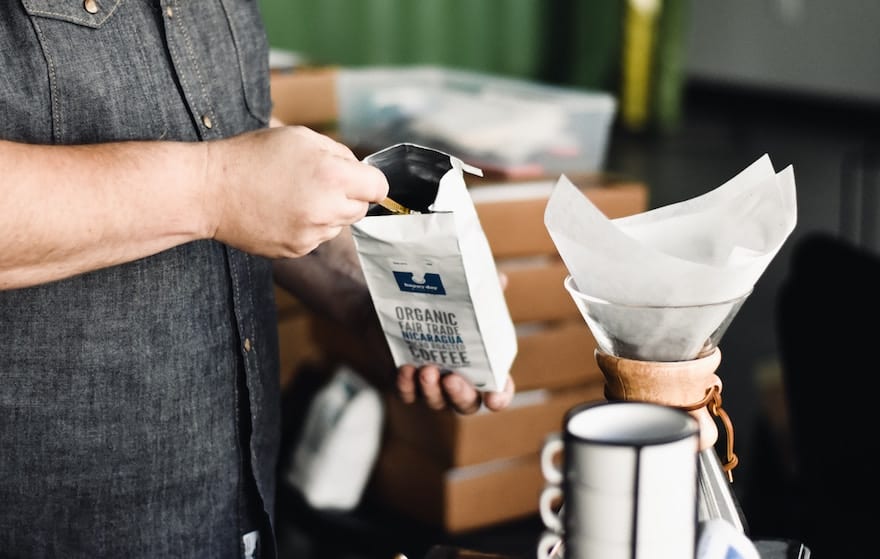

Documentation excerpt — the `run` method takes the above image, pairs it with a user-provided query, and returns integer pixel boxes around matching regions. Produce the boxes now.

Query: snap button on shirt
[84,0,99,14]
[202,114,214,129]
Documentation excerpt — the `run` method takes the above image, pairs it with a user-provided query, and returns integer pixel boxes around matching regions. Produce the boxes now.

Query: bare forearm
[0,125,389,291]
[0,138,211,289]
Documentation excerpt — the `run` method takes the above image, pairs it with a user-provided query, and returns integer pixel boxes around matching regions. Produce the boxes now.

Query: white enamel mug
[540,483,697,545]
[537,400,700,559]
[540,400,699,494]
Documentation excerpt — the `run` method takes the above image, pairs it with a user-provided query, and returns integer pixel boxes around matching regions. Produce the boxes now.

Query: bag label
[392,271,446,295]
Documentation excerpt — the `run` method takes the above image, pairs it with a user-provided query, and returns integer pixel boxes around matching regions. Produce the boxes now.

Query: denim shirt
[0,2,280,557]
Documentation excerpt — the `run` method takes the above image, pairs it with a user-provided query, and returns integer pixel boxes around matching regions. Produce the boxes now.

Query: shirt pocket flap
[21,0,123,28]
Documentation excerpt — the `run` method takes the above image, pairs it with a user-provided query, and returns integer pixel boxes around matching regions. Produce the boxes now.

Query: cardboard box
[471,179,648,259]
[269,67,338,127]
[369,436,547,534]
[499,259,578,324]
[383,382,605,468]
[512,319,604,392]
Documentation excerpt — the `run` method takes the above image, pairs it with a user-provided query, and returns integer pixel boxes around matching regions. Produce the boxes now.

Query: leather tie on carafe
[595,347,738,481]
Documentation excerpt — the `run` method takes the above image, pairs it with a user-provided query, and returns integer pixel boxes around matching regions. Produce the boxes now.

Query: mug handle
[540,432,564,485]
[536,530,564,559]
[538,485,564,533]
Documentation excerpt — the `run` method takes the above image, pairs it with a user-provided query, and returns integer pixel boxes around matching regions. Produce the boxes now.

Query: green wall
[258,0,547,80]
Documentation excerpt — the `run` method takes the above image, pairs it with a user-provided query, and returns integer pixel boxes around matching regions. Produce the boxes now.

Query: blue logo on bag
[393,272,446,295]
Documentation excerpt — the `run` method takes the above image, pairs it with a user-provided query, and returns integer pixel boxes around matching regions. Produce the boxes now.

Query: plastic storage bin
[336,66,617,178]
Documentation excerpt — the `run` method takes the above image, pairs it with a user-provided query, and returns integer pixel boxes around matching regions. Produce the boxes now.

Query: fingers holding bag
[207,125,389,258]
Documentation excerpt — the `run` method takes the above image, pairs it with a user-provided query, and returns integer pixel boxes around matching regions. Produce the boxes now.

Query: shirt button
[166,6,174,18]
[244,338,252,352]
[84,0,99,14]
[201,114,213,129]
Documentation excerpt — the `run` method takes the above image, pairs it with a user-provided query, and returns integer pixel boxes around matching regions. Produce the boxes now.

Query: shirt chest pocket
[18,0,174,143]
[17,0,270,143]
[21,0,123,27]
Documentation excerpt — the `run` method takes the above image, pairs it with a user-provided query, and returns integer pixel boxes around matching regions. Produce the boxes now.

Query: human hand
[206,125,388,258]
[395,365,516,415]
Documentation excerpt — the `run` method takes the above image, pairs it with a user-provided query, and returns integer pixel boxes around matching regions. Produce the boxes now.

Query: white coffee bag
[352,143,517,391]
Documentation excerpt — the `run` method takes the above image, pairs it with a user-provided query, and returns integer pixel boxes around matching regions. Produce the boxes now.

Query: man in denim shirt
[0,2,514,558]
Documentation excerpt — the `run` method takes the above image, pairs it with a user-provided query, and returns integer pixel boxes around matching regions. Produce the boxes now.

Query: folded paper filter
[545,154,797,363]
[545,154,797,477]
